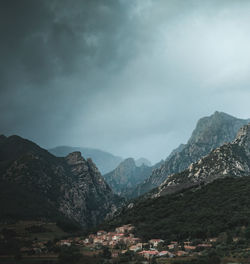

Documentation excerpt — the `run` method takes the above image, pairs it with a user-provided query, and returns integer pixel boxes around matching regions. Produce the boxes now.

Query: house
[93,237,103,244]
[131,237,141,244]
[97,230,107,236]
[209,238,217,242]
[167,243,178,250]
[149,239,164,247]
[115,224,135,234]
[176,251,187,256]
[158,251,175,257]
[112,233,125,241]
[129,243,142,252]
[60,240,72,246]
[83,238,89,244]
[197,243,212,248]
[109,240,118,247]
[139,250,159,259]
[184,245,197,251]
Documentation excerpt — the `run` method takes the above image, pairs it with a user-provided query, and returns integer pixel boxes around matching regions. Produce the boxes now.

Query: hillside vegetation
[103,176,250,241]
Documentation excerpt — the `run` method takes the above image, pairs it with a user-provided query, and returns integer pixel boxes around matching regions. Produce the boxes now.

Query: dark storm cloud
[0,0,138,146]
[0,0,134,86]
[1,0,250,162]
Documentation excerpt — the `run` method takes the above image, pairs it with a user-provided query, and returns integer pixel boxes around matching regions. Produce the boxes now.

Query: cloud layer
[1,0,250,163]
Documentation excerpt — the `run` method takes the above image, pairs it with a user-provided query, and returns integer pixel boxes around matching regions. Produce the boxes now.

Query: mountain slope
[103,124,250,241]
[0,135,122,228]
[48,146,122,174]
[103,158,153,196]
[134,111,250,197]
[103,177,250,241]
[155,122,250,197]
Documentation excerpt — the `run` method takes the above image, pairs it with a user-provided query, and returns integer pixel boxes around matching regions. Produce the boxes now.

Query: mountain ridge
[154,122,250,197]
[48,146,123,174]
[0,135,123,228]
[133,111,250,197]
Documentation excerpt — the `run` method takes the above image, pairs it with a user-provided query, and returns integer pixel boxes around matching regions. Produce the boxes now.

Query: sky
[1,0,250,163]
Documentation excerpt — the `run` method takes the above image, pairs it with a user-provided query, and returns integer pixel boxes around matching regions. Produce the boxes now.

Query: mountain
[155,122,250,197]
[133,111,250,197]
[48,146,122,174]
[103,124,250,241]
[104,176,250,241]
[0,135,123,228]
[103,158,153,197]
[135,157,151,167]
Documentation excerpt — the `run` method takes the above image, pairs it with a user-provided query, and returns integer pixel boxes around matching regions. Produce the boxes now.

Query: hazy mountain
[103,158,153,197]
[135,158,151,167]
[48,146,123,174]
[0,135,123,228]
[133,111,250,197]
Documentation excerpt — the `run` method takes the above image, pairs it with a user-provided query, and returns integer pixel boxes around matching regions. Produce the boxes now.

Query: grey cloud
[1,0,250,163]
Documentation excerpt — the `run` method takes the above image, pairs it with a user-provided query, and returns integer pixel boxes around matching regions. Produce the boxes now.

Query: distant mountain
[135,158,151,167]
[48,146,123,174]
[0,135,123,228]
[155,122,250,197]
[103,158,153,197]
[133,111,250,197]
[103,124,250,241]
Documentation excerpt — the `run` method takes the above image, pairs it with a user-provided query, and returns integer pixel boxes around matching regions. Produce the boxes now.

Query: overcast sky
[1,0,250,163]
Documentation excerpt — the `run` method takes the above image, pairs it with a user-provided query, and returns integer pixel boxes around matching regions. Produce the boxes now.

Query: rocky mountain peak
[234,123,250,156]
[66,151,85,165]
[132,112,250,197]
[154,123,250,197]
[0,135,123,228]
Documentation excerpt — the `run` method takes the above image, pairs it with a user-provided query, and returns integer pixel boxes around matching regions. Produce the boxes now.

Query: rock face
[134,112,250,197]
[155,123,250,197]
[103,158,153,197]
[48,146,123,174]
[0,135,122,228]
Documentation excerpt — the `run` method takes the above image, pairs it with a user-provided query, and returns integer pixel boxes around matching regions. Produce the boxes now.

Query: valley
[1,112,250,264]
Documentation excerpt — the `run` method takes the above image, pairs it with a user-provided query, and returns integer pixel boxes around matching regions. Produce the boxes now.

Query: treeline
[102,176,250,241]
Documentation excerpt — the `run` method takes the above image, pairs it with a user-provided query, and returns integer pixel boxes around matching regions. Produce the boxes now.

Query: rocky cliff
[0,135,122,228]
[48,146,123,174]
[134,112,250,197]
[155,123,250,197]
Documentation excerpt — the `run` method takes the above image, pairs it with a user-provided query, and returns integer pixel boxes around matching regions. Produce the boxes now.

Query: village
[56,224,214,261]
[2,221,247,264]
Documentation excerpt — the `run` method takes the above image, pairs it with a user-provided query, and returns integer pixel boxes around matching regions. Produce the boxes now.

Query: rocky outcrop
[154,123,250,197]
[48,146,123,174]
[0,135,123,228]
[134,112,250,197]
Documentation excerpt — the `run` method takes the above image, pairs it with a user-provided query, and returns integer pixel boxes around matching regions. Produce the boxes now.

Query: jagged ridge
[0,135,123,228]
[155,123,250,196]
[134,112,250,197]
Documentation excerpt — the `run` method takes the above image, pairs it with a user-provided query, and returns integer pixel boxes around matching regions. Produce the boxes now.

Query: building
[129,243,142,252]
[97,230,107,236]
[184,245,197,251]
[139,250,159,259]
[149,239,164,247]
